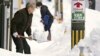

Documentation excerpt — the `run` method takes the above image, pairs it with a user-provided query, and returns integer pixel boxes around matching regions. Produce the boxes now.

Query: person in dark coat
[36,2,54,41]
[11,3,35,54]
[89,0,95,10]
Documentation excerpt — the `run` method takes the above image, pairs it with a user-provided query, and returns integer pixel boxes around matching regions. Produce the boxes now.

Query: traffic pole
[71,0,85,48]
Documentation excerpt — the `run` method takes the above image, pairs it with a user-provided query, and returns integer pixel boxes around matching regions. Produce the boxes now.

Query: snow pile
[70,28,100,56]
[0,48,30,56]
[85,9,100,37]
[31,8,49,43]
[88,28,100,56]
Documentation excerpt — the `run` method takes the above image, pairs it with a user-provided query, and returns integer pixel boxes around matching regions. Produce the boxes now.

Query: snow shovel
[20,36,37,41]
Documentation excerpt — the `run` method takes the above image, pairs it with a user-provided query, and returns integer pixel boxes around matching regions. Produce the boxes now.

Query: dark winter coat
[11,8,33,36]
[40,5,53,31]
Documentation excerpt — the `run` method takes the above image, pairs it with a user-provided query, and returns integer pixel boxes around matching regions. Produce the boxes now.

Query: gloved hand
[40,20,44,23]
[13,32,20,38]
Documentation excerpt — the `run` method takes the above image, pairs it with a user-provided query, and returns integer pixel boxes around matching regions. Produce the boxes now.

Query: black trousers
[44,20,53,40]
[11,33,31,54]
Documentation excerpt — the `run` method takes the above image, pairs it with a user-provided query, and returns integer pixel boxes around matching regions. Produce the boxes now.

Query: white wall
[96,0,100,11]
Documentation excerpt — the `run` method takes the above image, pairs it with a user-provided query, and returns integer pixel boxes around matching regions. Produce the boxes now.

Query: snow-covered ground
[1,0,100,56]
